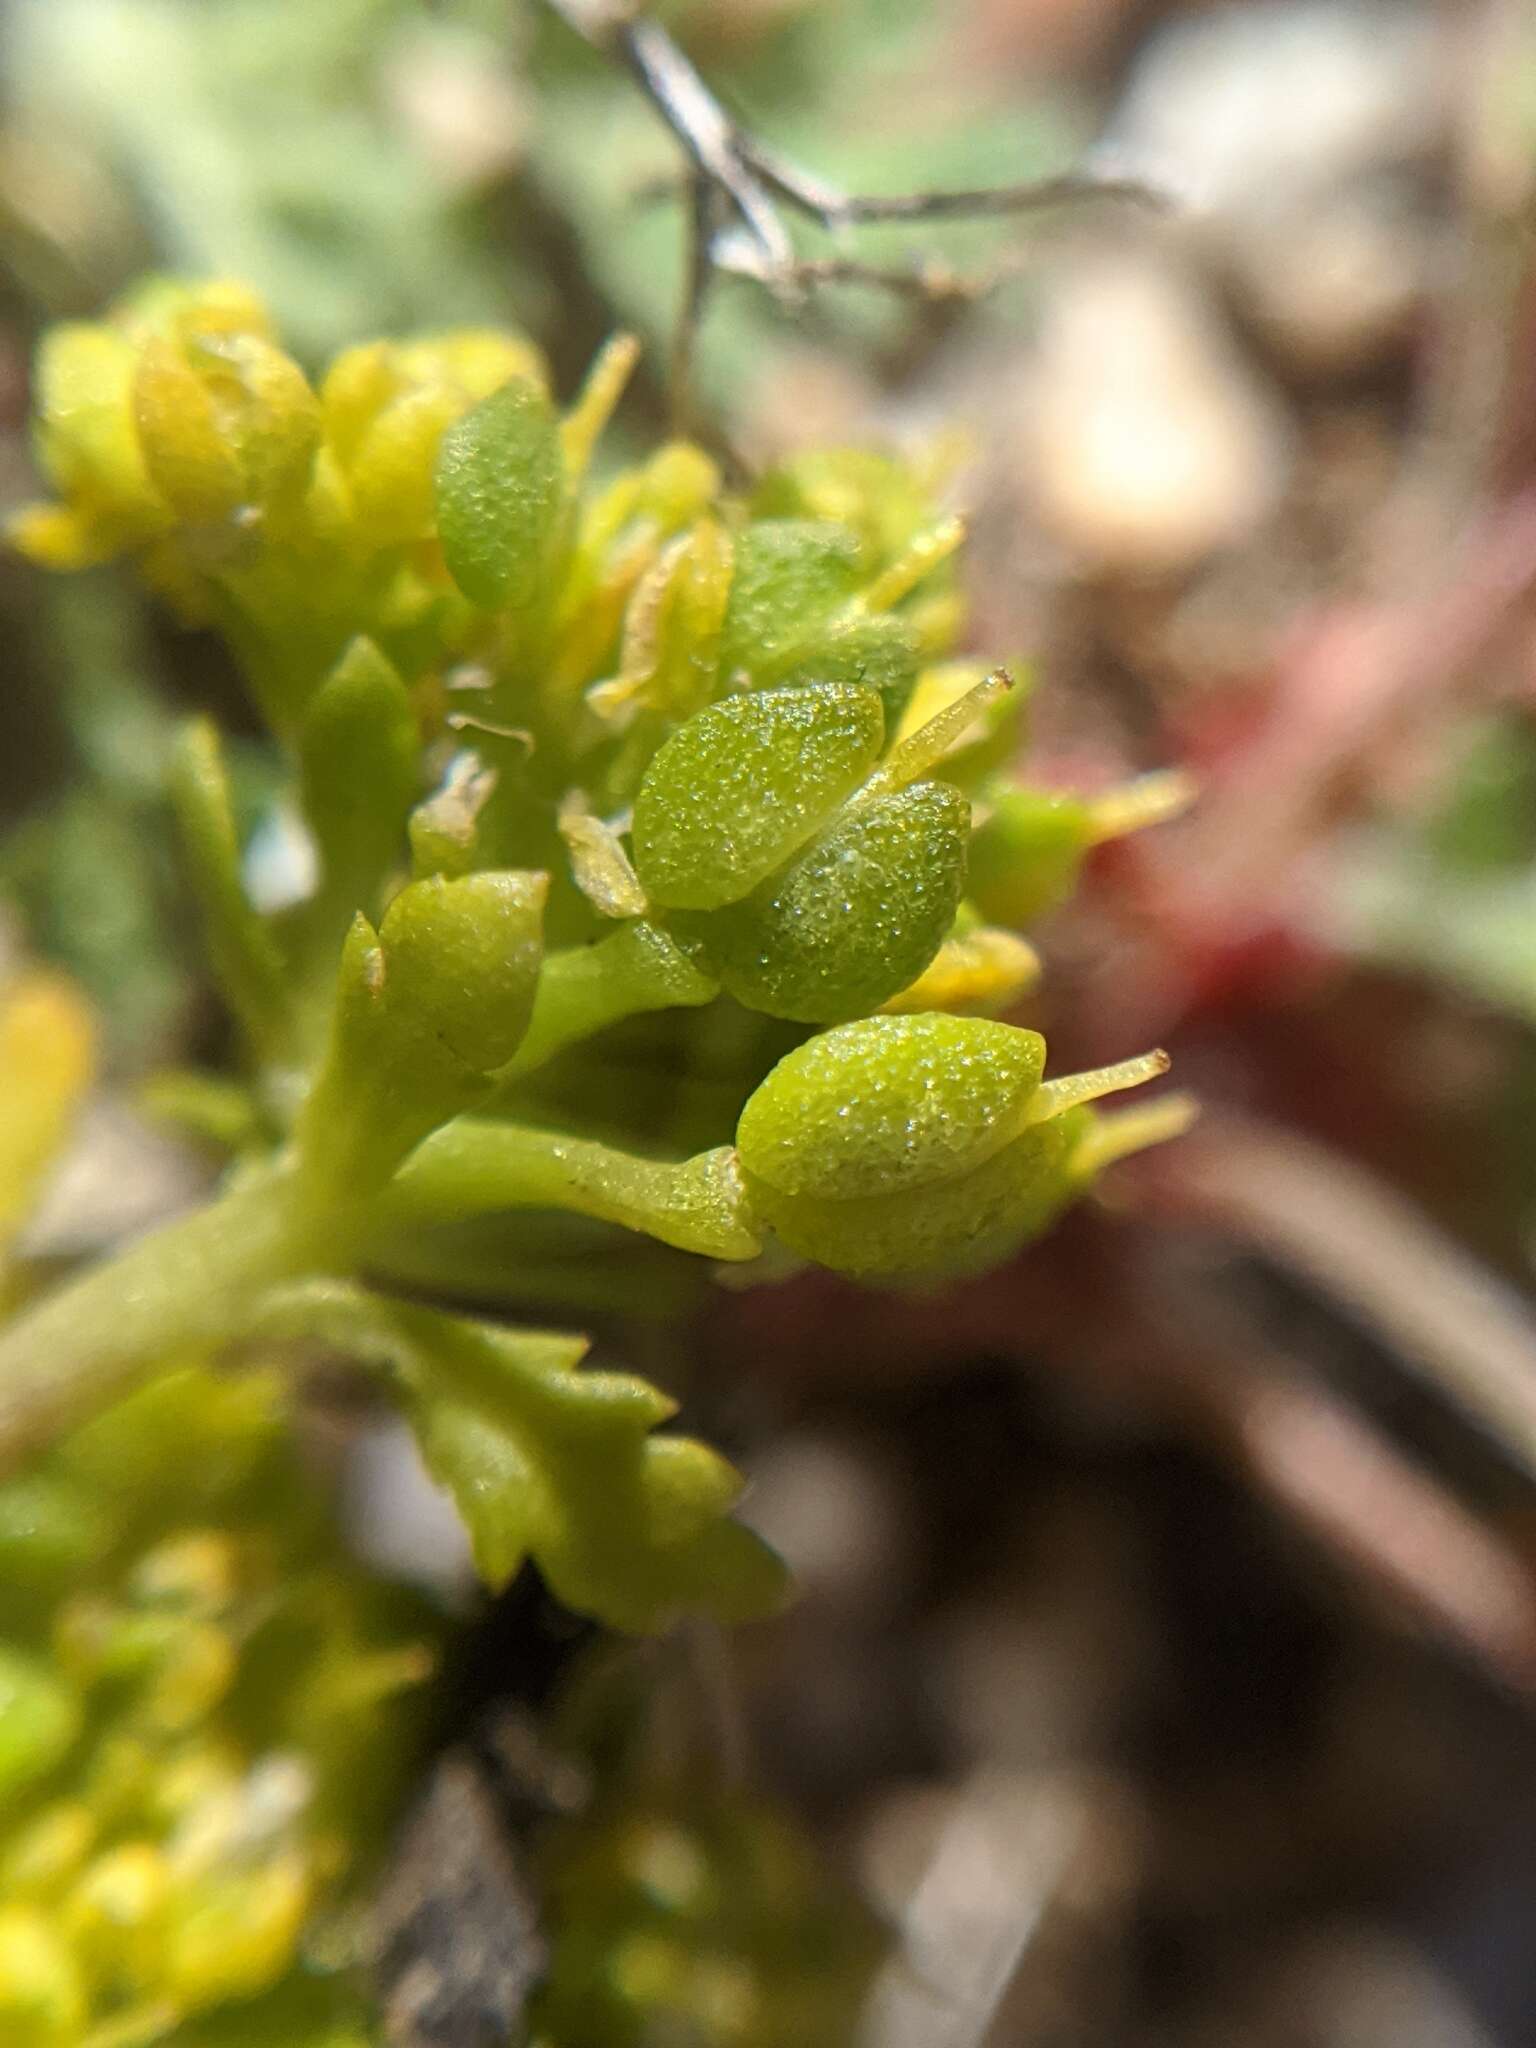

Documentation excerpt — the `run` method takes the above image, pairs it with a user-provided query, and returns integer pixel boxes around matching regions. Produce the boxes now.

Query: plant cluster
[1,276,1190,1644]
[0,1355,434,2047]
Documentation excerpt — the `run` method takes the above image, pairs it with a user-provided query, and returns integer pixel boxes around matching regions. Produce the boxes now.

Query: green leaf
[401,1308,788,1632]
[631,681,885,910]
[168,717,290,1058]
[255,1285,787,1633]
[435,376,566,611]
[0,1646,81,1804]
[298,636,418,934]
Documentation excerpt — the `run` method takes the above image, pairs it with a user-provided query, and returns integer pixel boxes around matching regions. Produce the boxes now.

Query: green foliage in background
[1335,715,1536,1023]
[533,1787,878,2048]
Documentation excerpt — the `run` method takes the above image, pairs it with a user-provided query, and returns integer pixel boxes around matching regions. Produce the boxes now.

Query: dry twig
[539,0,1165,419]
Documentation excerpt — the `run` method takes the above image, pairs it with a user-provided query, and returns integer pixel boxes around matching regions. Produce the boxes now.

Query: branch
[540,0,1167,419]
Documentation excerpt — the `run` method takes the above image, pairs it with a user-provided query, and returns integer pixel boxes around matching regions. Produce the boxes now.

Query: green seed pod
[631,681,885,911]
[775,614,920,727]
[718,519,864,681]
[371,870,547,1078]
[751,445,943,562]
[297,869,547,1192]
[746,1111,1087,1278]
[968,773,1194,928]
[697,780,969,1023]
[737,1013,1045,1201]
[737,1014,1175,1277]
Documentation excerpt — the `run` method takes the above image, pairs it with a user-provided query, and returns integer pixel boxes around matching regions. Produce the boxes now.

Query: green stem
[370,1120,760,1262]
[493,920,716,1088]
[0,1163,338,1474]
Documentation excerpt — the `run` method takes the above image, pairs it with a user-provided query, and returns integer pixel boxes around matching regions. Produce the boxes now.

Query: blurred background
[6,1,1536,2043]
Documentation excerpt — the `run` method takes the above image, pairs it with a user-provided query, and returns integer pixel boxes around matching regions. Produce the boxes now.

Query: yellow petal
[881,926,1041,1015]
[6,503,116,571]
[32,323,161,524]
[320,338,396,470]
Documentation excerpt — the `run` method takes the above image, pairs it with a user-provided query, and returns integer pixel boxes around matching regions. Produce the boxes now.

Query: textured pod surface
[718,518,864,679]
[737,1011,1046,1201]
[775,614,920,724]
[631,680,885,911]
[744,1113,1085,1278]
[702,780,969,1023]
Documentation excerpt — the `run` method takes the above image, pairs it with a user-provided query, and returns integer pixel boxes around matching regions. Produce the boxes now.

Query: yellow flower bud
[881,923,1040,1015]
[132,336,245,525]
[120,277,273,346]
[189,331,322,513]
[26,323,166,553]
[322,329,547,547]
